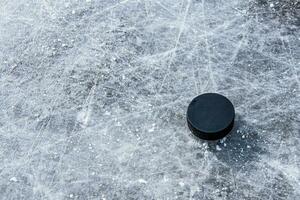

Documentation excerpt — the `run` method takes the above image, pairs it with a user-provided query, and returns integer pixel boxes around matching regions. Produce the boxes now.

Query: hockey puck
[187,93,235,140]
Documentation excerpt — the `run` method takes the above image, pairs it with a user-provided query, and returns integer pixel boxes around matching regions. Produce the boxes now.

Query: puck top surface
[187,93,235,140]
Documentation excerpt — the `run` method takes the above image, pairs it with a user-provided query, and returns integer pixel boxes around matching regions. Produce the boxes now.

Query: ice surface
[0,0,299,199]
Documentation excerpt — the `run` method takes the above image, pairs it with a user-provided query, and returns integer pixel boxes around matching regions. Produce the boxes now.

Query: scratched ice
[0,0,299,199]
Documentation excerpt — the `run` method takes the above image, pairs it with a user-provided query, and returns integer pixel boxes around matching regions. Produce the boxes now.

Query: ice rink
[0,0,299,199]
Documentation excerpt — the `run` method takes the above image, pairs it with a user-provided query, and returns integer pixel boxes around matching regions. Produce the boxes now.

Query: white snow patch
[138,179,147,184]
[9,177,18,182]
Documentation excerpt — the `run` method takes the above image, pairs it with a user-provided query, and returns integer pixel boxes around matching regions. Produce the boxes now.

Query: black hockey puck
[187,93,235,140]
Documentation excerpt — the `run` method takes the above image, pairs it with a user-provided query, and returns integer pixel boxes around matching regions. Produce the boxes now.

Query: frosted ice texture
[0,0,299,199]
